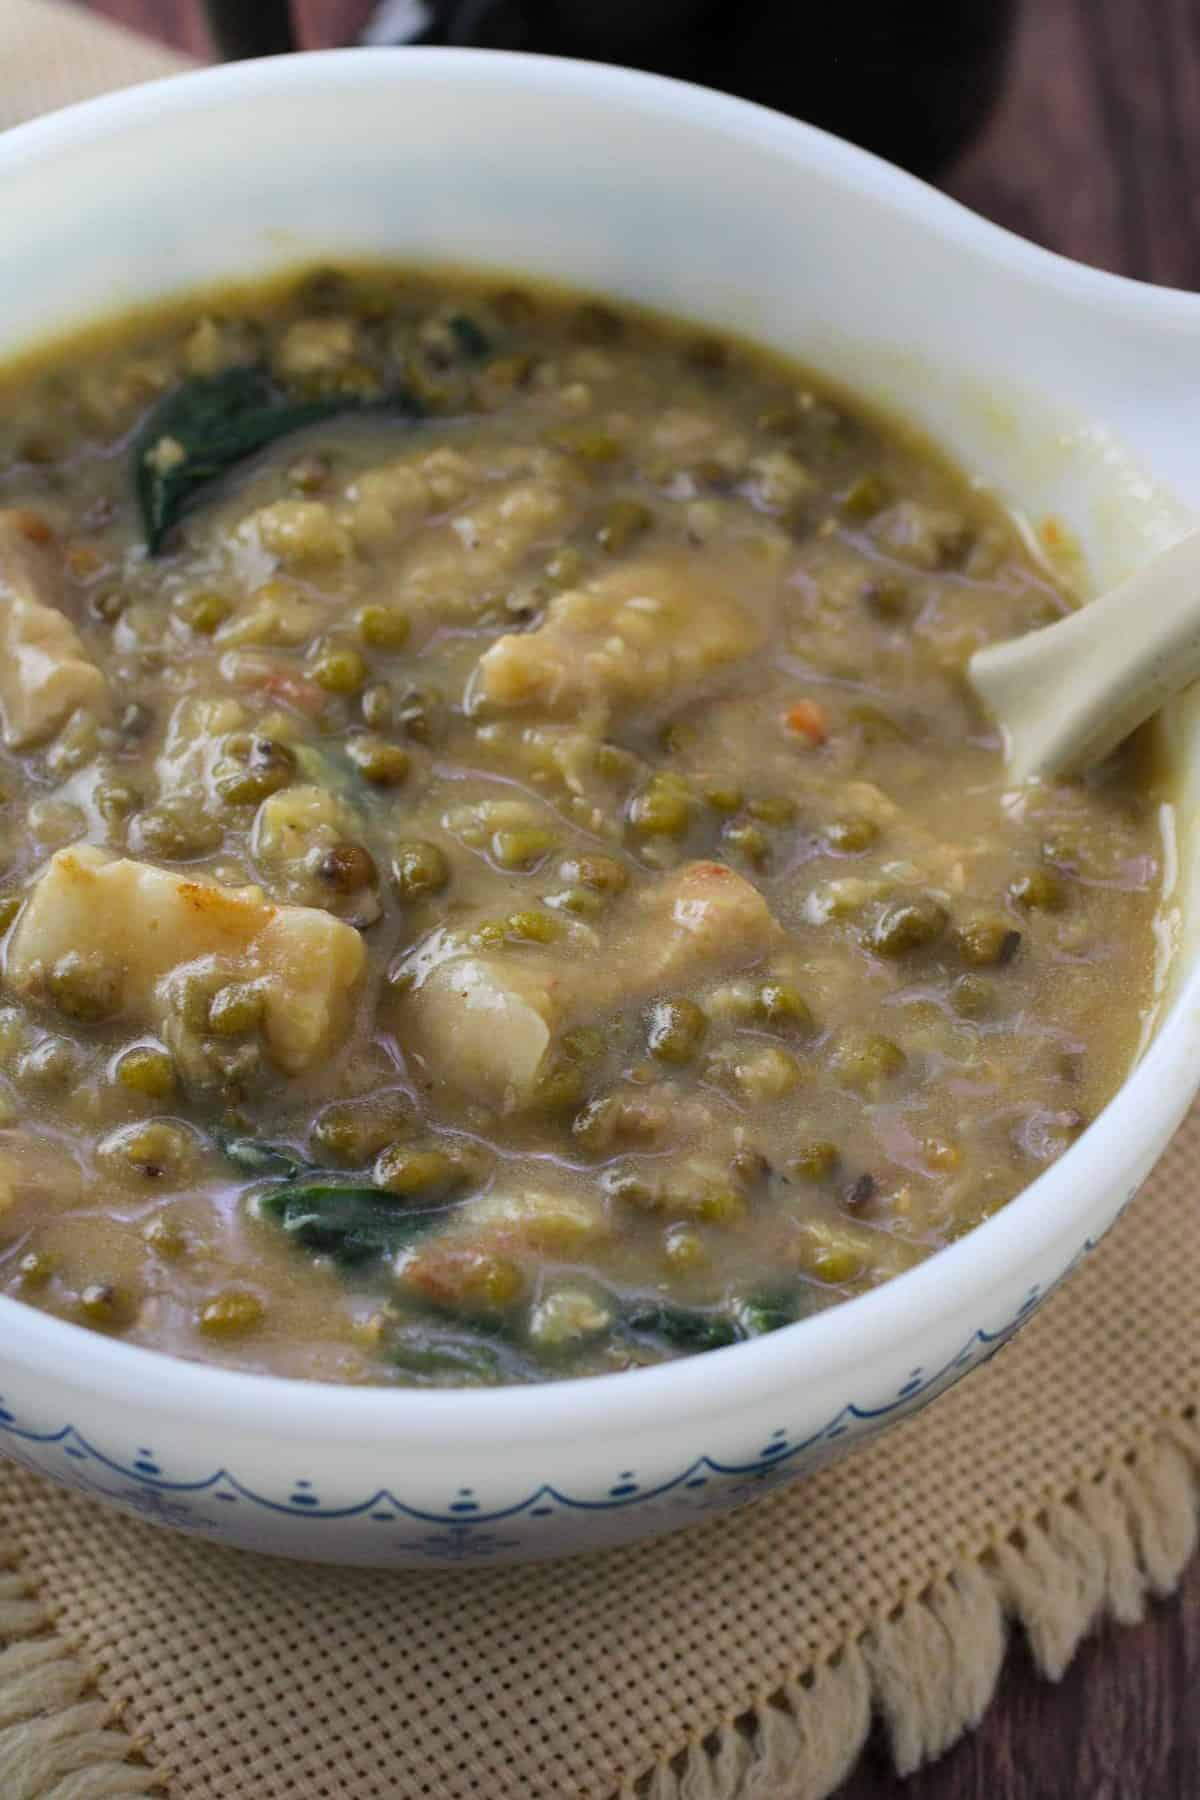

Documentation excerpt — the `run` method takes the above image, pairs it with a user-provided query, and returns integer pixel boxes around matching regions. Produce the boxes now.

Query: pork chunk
[5,845,365,1076]
[400,927,565,1114]
[399,862,779,1114]
[627,860,783,989]
[0,511,108,749]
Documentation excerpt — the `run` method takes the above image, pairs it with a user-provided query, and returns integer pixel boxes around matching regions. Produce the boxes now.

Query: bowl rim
[1,44,1198,1449]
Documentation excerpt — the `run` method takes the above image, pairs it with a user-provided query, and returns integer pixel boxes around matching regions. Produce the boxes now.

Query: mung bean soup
[0,269,1164,1384]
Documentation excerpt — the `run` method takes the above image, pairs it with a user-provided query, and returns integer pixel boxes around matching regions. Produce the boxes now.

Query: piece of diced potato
[183,316,258,378]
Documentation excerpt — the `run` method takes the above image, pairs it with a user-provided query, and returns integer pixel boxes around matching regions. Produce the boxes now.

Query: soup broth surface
[0,268,1163,1385]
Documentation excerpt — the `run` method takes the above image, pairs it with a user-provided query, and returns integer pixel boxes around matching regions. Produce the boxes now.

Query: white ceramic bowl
[0,49,1198,1566]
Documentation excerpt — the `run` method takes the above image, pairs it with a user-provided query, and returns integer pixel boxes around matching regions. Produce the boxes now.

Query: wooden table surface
[68,1,1200,1794]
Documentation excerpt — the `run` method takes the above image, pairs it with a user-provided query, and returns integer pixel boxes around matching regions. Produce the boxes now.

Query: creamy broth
[0,268,1162,1384]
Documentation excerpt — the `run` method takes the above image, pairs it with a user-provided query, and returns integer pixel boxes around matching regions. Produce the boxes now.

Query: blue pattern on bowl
[0,1265,1081,1559]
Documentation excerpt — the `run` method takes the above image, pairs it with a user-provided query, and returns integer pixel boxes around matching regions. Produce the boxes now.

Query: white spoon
[968,525,1200,782]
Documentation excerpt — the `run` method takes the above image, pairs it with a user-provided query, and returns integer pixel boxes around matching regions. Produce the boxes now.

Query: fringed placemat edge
[0,1530,163,1799]
[614,1404,1200,1800]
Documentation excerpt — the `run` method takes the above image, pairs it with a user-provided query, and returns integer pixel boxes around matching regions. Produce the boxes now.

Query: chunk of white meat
[252,784,381,924]
[5,845,365,1076]
[400,862,778,1113]
[623,860,783,989]
[471,552,767,719]
[0,510,108,749]
[401,927,566,1114]
[397,479,574,616]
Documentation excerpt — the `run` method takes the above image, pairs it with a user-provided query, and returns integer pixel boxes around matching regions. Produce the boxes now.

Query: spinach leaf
[620,1288,810,1355]
[621,1299,741,1355]
[222,1135,452,1269]
[134,366,421,552]
[446,313,492,360]
[258,1182,445,1268]
[392,1332,509,1384]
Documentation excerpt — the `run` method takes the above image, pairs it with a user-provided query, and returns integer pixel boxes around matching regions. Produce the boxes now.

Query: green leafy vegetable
[735,1292,806,1337]
[222,1135,452,1270]
[621,1299,741,1354]
[134,366,421,552]
[446,313,492,359]
[257,1182,445,1268]
[620,1289,808,1354]
[391,1333,508,1383]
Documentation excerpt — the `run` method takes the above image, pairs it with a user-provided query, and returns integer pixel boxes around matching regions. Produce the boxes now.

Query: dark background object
[48,1,1200,1791]
[202,0,292,58]
[200,0,1016,179]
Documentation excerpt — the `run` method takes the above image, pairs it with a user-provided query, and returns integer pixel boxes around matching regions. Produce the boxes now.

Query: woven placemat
[1,7,1198,1797]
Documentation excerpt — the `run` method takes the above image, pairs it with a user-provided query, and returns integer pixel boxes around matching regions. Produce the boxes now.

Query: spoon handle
[969,525,1200,782]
